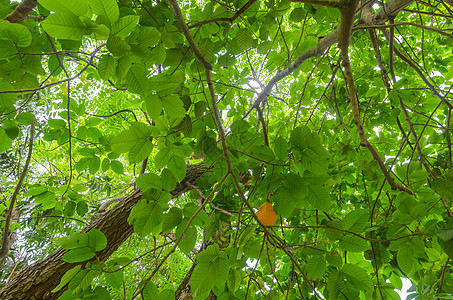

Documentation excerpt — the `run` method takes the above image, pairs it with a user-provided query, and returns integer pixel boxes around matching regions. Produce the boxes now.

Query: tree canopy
[1,0,453,299]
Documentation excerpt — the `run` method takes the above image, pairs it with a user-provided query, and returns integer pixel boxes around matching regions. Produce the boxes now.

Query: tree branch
[0,163,212,299]
[2,0,38,23]
[0,119,34,263]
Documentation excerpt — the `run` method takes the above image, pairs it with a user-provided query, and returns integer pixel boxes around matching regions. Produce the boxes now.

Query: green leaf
[110,160,124,174]
[142,282,160,299]
[52,265,81,292]
[98,54,117,81]
[306,256,326,280]
[342,264,373,292]
[257,40,272,54]
[290,126,311,150]
[154,147,172,169]
[273,186,296,218]
[132,203,164,236]
[68,269,96,290]
[196,244,220,263]
[161,207,183,234]
[87,229,107,251]
[0,128,12,152]
[227,269,242,293]
[342,209,368,232]
[128,138,153,163]
[339,234,368,252]
[25,186,47,197]
[3,120,19,139]
[85,19,110,38]
[111,129,139,153]
[248,145,275,162]
[236,28,254,52]
[305,183,330,211]
[299,149,328,175]
[39,0,89,16]
[62,246,95,263]
[162,95,186,118]
[136,173,162,191]
[89,155,100,174]
[107,36,131,56]
[54,232,89,250]
[112,15,140,38]
[0,21,32,47]
[161,168,177,191]
[149,43,166,65]
[41,13,86,40]
[273,136,289,160]
[290,7,306,22]
[327,270,342,299]
[138,27,160,48]
[176,219,197,255]
[397,244,414,274]
[15,112,35,125]
[127,63,150,96]
[167,155,187,181]
[105,269,123,289]
[89,0,119,24]
[145,94,163,120]
[191,261,216,300]
[197,38,215,62]
[213,257,229,290]
[48,119,66,129]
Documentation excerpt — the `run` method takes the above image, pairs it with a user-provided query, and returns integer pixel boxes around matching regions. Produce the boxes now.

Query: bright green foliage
[1,0,453,299]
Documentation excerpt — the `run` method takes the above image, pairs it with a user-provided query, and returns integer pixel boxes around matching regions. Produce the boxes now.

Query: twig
[0,119,34,262]
[0,45,105,94]
[399,97,431,174]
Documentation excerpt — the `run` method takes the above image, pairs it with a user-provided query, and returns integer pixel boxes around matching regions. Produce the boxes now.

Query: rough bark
[2,0,38,23]
[0,163,211,300]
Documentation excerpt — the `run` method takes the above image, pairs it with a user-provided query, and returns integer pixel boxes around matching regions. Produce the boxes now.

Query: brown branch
[130,172,229,299]
[2,0,38,23]
[353,22,453,40]
[289,0,340,8]
[188,0,257,28]
[246,30,338,116]
[399,98,432,174]
[0,45,105,95]
[388,17,397,83]
[169,0,211,71]
[0,163,212,299]
[86,110,138,122]
[0,119,34,262]
[386,30,453,110]
[339,0,412,194]
[170,0,321,297]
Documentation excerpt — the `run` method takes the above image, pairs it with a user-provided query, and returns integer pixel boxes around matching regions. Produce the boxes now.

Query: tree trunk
[0,163,211,299]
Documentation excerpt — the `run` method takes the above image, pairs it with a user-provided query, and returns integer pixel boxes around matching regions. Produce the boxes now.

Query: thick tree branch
[339,0,413,194]
[0,163,211,299]
[2,0,38,23]
[247,0,415,117]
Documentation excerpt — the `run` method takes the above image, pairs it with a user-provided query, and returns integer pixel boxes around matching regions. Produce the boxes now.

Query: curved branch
[0,119,34,263]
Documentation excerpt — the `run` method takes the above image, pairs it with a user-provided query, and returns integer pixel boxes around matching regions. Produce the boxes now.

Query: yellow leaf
[256,202,277,226]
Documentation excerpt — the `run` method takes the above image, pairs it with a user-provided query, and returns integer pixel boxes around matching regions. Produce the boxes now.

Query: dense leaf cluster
[0,0,453,299]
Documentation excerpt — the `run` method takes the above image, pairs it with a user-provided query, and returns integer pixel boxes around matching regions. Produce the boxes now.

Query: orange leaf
[256,202,277,226]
